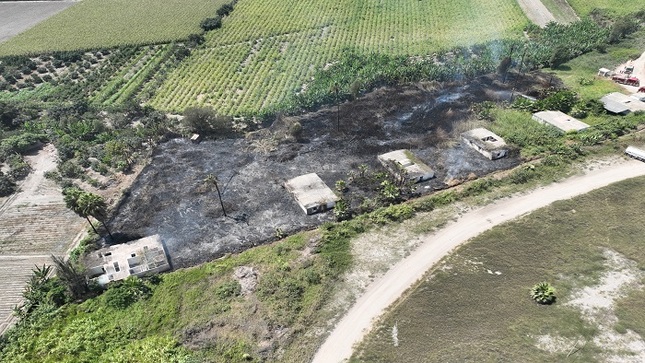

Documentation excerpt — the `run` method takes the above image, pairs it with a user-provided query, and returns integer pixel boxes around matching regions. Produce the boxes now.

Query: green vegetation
[352,176,645,362]
[553,27,645,99]
[148,0,528,114]
[0,0,231,56]
[531,282,557,305]
[567,0,644,16]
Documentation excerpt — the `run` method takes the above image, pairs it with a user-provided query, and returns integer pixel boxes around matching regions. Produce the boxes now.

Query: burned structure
[461,128,508,160]
[85,235,170,285]
[285,173,339,215]
[532,110,589,133]
[378,149,434,183]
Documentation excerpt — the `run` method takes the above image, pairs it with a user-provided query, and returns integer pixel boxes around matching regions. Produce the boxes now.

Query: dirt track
[516,0,556,27]
[312,158,645,363]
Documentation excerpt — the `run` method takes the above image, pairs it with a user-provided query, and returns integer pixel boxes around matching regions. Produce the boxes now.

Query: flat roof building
[85,235,170,286]
[377,149,434,183]
[600,92,645,114]
[532,110,589,132]
[461,128,508,160]
[285,173,339,215]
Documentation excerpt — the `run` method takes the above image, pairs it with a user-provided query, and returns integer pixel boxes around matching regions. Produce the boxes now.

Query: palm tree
[63,187,99,236]
[531,282,556,305]
[78,192,114,240]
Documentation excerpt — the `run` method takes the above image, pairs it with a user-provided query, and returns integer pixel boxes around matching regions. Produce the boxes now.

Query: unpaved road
[516,0,556,27]
[0,1,75,44]
[312,158,645,363]
[616,51,645,94]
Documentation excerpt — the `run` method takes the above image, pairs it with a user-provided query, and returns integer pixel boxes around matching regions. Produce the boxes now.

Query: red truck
[612,75,640,87]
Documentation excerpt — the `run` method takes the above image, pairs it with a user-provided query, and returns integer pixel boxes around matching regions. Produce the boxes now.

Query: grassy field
[566,0,645,16]
[0,0,229,56]
[351,176,645,362]
[553,28,645,99]
[148,0,528,114]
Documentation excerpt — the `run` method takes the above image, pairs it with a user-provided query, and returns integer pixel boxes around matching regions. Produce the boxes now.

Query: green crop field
[148,0,528,114]
[0,0,229,56]
[566,0,644,16]
[352,176,645,362]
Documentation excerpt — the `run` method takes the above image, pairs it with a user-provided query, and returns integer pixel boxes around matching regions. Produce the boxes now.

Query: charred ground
[110,72,556,268]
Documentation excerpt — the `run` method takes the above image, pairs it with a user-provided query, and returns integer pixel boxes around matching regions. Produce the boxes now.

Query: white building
[600,92,645,114]
[625,146,645,161]
[461,128,508,160]
[285,173,339,215]
[85,235,170,286]
[532,110,589,132]
[378,150,434,183]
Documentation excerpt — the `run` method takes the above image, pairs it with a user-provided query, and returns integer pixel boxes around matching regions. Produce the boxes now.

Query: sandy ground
[615,51,645,94]
[516,0,556,27]
[0,144,85,335]
[0,1,75,44]
[312,158,645,363]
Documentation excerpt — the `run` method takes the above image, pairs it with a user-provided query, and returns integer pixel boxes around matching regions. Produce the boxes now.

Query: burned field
[111,73,551,268]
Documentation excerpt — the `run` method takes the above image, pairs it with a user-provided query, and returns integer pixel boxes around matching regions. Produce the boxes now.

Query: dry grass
[352,176,645,362]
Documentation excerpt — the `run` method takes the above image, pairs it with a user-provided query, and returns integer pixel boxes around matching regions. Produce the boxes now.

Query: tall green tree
[78,192,114,239]
[63,187,99,236]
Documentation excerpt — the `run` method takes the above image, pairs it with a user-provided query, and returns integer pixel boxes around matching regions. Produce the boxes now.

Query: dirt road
[312,158,645,363]
[616,51,645,94]
[516,0,556,27]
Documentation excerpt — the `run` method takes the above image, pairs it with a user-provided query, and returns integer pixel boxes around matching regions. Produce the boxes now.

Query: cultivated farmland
[0,0,230,56]
[0,1,74,44]
[148,0,528,114]
[565,0,644,16]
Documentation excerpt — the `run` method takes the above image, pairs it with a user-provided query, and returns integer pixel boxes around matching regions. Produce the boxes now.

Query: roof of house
[85,235,170,285]
[378,150,434,179]
[461,128,507,151]
[532,110,589,132]
[601,92,645,113]
[284,173,338,209]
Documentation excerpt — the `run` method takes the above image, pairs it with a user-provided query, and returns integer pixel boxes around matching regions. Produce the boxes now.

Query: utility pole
[205,173,227,217]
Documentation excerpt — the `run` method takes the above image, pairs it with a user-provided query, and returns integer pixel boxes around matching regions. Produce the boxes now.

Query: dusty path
[312,158,645,363]
[516,0,556,27]
[616,51,645,94]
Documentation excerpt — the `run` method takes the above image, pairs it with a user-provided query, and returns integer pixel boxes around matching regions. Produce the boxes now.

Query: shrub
[103,276,151,309]
[200,16,222,31]
[531,282,556,305]
[215,280,241,299]
[182,106,234,136]
[217,3,234,16]
[0,172,16,196]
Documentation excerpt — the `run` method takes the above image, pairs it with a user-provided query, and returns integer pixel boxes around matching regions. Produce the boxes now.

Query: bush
[182,106,234,136]
[217,3,234,16]
[531,282,556,305]
[200,16,222,31]
[103,276,151,309]
[0,172,16,196]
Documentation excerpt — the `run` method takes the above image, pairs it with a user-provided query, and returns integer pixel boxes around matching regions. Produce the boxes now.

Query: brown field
[0,1,75,44]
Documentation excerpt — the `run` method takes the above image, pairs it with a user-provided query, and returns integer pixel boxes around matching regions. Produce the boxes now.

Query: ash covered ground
[111,73,554,268]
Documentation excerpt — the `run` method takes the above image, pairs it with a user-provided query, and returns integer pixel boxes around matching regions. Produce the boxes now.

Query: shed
[377,150,434,183]
[598,68,612,77]
[461,128,508,160]
[85,235,170,286]
[625,146,645,161]
[285,173,338,215]
[532,111,589,132]
[601,92,645,114]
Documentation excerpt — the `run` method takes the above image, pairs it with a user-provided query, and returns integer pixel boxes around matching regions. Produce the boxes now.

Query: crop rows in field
[149,0,527,115]
[0,0,230,56]
[565,0,644,16]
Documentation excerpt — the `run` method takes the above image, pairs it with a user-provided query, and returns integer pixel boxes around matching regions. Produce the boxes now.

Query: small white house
[461,128,508,160]
[532,111,589,133]
[601,92,645,114]
[85,235,170,286]
[285,173,339,215]
[625,146,645,161]
[377,150,434,183]
[598,68,612,77]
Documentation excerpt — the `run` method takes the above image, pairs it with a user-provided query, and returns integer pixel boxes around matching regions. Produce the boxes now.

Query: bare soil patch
[0,1,75,44]
[615,51,645,94]
[111,73,554,269]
